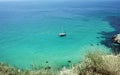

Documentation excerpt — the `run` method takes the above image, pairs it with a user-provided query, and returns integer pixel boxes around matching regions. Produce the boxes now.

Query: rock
[67,60,71,63]
[45,61,48,63]
[59,67,76,75]
[112,34,120,44]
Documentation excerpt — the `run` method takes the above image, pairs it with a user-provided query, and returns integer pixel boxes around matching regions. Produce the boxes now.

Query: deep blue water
[0,1,120,69]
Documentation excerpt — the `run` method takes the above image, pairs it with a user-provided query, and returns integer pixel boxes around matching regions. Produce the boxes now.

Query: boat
[59,32,66,37]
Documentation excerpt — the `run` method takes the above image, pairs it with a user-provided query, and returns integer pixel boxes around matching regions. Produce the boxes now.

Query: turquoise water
[0,1,120,69]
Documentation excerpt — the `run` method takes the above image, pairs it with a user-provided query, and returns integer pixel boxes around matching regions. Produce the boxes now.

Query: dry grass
[0,62,58,75]
[73,50,120,75]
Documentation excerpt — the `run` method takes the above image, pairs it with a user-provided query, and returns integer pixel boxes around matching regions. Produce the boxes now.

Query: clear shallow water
[0,1,120,69]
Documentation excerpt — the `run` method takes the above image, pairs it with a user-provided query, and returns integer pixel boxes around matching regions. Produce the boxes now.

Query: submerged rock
[67,60,71,63]
[45,66,51,70]
[45,61,48,63]
[112,34,120,44]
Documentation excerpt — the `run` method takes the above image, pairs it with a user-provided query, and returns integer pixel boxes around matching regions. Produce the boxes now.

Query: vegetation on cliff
[0,50,120,75]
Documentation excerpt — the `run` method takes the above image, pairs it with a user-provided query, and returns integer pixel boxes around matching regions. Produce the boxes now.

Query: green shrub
[73,50,120,75]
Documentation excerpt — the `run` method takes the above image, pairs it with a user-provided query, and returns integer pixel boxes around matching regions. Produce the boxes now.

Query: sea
[0,1,120,69]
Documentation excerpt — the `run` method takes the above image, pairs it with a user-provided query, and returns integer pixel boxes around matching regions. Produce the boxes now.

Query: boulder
[112,34,120,44]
